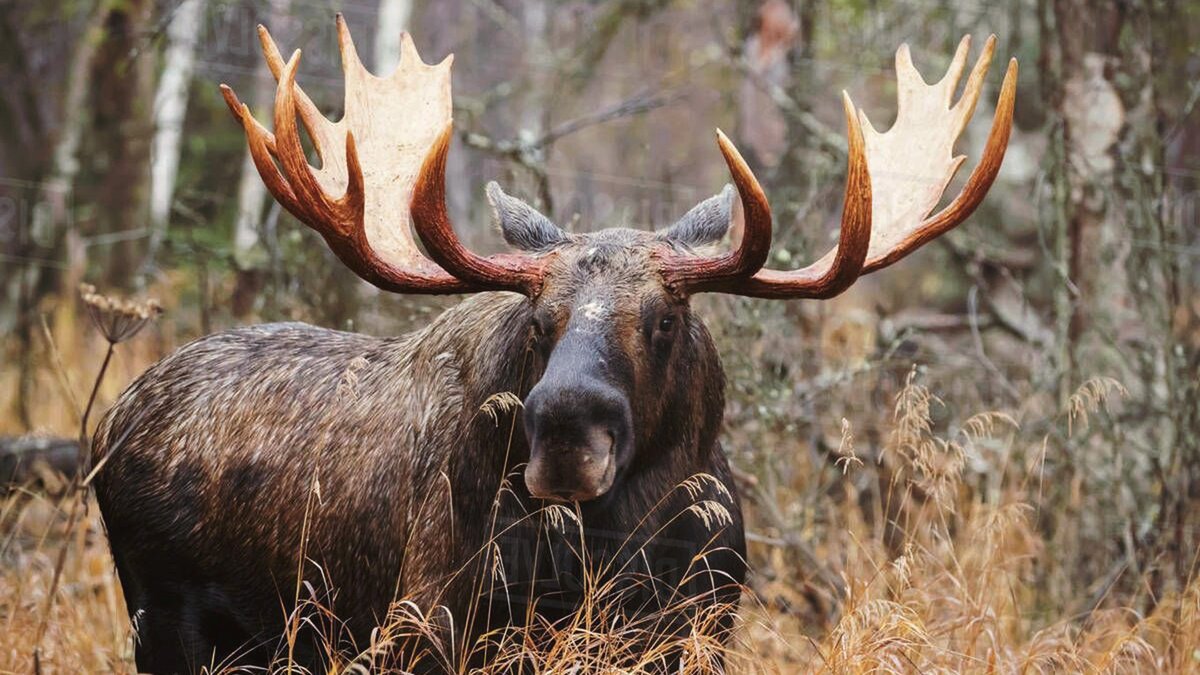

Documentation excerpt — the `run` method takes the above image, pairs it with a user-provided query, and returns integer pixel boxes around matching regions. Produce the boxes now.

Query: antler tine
[656,130,773,294]
[257,25,341,169]
[219,85,296,212]
[219,85,275,153]
[335,13,371,79]
[273,50,349,226]
[936,35,972,108]
[673,35,1015,299]
[952,35,996,136]
[676,94,873,298]
[411,125,548,294]
[775,92,873,298]
[715,129,775,278]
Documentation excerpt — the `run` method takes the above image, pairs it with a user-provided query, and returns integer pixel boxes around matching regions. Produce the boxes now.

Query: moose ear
[660,184,744,248]
[486,182,568,252]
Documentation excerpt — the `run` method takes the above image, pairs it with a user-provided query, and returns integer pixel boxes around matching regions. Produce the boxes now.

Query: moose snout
[523,378,631,502]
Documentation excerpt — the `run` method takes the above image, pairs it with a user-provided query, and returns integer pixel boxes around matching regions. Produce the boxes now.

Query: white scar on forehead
[579,300,608,322]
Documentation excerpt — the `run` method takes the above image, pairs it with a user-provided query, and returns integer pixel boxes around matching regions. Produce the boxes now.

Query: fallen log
[0,436,83,491]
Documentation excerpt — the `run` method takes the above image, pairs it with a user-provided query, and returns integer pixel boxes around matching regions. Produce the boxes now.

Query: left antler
[220,15,546,295]
[664,34,1017,298]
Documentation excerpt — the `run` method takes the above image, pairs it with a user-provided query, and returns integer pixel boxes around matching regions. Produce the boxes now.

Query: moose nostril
[584,427,615,457]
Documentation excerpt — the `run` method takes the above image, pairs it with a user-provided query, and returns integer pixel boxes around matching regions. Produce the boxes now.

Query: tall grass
[3,370,1196,673]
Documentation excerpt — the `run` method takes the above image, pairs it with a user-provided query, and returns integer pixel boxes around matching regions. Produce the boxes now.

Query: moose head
[220,17,1016,503]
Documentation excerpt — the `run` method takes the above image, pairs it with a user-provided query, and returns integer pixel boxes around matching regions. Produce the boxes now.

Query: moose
[92,16,1016,673]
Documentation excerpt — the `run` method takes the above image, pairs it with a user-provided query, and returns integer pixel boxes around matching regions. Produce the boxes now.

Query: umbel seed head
[80,283,163,344]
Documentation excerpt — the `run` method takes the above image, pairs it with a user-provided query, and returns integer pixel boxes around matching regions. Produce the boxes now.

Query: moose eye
[657,316,675,333]
[531,314,555,346]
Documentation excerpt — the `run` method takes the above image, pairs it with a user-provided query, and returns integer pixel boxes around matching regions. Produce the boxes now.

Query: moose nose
[522,378,631,502]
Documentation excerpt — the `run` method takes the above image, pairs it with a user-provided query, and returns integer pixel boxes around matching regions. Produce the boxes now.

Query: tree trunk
[8,2,111,430]
[374,0,414,74]
[231,0,290,319]
[92,0,155,289]
[1110,0,1200,612]
[1045,0,1200,608]
[146,0,209,268]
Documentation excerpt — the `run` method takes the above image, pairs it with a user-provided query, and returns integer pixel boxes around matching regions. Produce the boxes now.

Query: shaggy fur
[93,226,746,673]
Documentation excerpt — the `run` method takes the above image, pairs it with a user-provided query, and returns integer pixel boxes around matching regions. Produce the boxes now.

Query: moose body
[95,238,745,672]
[94,15,1016,674]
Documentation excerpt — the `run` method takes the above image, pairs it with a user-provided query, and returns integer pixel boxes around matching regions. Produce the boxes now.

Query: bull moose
[92,15,1016,673]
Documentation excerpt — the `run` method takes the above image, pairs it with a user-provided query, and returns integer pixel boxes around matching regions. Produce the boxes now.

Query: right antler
[220,15,545,295]
[663,34,1017,299]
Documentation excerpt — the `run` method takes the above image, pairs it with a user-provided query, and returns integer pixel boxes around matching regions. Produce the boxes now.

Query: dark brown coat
[94,229,745,672]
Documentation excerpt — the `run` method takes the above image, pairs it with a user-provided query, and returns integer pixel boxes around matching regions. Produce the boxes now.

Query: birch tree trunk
[519,1,551,214]
[231,0,289,318]
[373,0,414,73]
[229,108,270,317]
[146,0,208,266]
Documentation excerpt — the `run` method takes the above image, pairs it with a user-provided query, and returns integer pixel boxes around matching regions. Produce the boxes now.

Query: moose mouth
[525,428,620,502]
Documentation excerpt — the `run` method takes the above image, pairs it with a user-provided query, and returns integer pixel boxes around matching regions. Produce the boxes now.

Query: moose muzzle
[523,375,632,502]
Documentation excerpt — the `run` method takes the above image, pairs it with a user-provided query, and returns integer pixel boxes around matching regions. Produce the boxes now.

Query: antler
[665,34,1017,298]
[220,15,544,295]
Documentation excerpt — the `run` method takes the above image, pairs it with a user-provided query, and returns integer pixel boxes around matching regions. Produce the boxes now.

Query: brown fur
[93,229,745,672]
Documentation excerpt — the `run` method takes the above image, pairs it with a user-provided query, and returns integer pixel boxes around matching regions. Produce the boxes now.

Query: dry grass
[0,494,131,671]
[2,372,1197,673]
